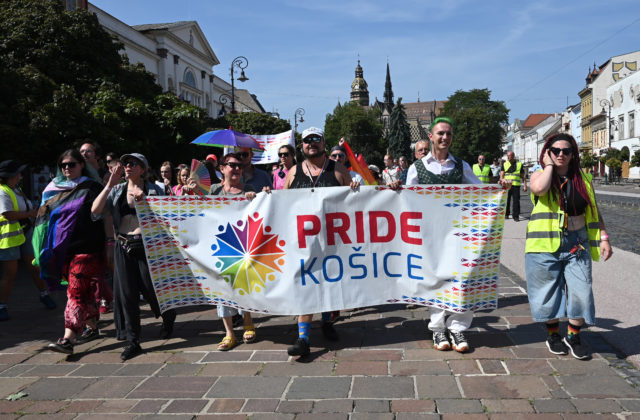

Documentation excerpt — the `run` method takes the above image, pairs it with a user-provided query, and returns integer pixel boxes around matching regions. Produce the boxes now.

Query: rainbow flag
[342,140,377,185]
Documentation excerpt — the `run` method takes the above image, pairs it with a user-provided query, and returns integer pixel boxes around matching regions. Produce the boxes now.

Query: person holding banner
[273,144,296,190]
[329,145,364,185]
[393,117,512,353]
[209,153,260,351]
[237,147,273,191]
[91,153,177,361]
[284,127,358,357]
[526,133,612,360]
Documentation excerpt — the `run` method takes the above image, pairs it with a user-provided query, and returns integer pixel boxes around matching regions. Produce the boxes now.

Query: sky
[91,0,640,129]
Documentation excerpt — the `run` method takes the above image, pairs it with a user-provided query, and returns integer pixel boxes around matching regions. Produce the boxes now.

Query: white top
[0,186,29,215]
[381,166,400,184]
[405,152,481,185]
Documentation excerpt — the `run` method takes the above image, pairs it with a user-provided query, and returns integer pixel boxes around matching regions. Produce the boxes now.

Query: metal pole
[229,56,249,114]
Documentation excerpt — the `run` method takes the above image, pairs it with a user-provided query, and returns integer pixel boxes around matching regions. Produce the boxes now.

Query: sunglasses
[302,136,322,144]
[278,152,290,158]
[123,160,140,167]
[549,147,573,156]
[223,162,242,170]
[330,153,345,159]
[237,152,251,158]
[60,161,78,169]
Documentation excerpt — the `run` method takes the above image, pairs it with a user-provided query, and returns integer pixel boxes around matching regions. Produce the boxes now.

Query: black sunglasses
[238,152,251,158]
[549,147,573,156]
[123,160,140,167]
[60,161,78,169]
[330,153,345,159]
[223,162,242,169]
[302,136,322,144]
[278,152,290,158]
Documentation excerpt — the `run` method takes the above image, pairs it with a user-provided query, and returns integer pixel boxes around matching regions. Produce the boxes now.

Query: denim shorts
[0,228,34,262]
[217,305,243,318]
[525,227,595,325]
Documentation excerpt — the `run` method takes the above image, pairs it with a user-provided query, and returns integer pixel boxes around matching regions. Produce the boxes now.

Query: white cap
[302,127,324,139]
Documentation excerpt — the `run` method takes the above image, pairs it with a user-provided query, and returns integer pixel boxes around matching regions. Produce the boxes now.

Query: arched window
[184,69,197,88]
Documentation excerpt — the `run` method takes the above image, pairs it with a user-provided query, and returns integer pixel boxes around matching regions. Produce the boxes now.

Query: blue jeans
[217,305,243,318]
[525,227,595,325]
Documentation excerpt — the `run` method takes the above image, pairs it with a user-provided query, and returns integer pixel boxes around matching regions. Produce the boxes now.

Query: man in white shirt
[381,154,399,184]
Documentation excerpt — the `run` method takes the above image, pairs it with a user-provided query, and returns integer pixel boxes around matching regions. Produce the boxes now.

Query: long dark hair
[57,149,95,180]
[538,133,592,210]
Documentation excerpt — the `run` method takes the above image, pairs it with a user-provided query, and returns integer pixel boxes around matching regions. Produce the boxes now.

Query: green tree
[580,152,597,171]
[324,101,385,165]
[387,98,412,161]
[631,149,640,167]
[211,112,291,135]
[440,88,509,164]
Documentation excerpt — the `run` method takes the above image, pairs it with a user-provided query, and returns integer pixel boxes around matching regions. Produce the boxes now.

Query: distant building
[606,70,640,178]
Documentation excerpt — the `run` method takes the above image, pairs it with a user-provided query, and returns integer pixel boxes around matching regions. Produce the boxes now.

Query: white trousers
[428,309,474,333]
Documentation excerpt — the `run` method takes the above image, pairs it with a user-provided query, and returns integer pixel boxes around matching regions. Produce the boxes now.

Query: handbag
[118,235,145,259]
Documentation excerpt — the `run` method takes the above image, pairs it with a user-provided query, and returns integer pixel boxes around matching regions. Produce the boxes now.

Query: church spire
[383,61,394,113]
[350,59,370,106]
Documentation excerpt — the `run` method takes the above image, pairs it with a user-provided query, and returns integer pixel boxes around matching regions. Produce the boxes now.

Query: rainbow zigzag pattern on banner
[383,185,505,312]
[137,196,271,312]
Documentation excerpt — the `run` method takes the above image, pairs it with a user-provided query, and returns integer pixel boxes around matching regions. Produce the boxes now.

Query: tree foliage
[580,152,597,169]
[440,88,509,164]
[211,112,291,135]
[0,0,210,168]
[324,102,385,165]
[387,98,412,161]
[631,149,640,168]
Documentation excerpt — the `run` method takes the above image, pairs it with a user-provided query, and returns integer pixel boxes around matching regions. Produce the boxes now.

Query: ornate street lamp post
[230,56,249,114]
[293,108,305,134]
[218,93,232,116]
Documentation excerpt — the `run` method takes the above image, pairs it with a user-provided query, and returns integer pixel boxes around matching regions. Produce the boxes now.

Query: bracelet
[600,234,609,240]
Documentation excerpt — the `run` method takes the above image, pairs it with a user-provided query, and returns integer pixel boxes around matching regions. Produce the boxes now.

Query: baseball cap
[206,154,217,162]
[330,146,346,154]
[120,153,149,170]
[302,127,324,139]
[0,160,27,178]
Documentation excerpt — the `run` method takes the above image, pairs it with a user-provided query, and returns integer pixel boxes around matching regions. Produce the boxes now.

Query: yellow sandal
[243,325,256,343]
[217,335,237,351]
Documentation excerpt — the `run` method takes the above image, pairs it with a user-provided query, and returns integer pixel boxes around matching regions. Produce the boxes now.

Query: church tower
[350,60,370,106]
[383,61,394,113]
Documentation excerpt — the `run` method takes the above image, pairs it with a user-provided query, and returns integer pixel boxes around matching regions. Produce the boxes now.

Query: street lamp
[600,98,613,149]
[218,93,232,117]
[293,108,305,134]
[230,56,249,114]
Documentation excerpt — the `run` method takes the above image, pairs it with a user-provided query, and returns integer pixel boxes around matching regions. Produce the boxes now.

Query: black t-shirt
[290,159,341,189]
[560,176,588,216]
[67,182,106,255]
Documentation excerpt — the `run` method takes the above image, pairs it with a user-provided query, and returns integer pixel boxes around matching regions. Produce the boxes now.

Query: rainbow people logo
[211,212,286,295]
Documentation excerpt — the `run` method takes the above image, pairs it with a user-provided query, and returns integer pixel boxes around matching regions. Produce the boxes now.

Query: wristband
[600,234,609,240]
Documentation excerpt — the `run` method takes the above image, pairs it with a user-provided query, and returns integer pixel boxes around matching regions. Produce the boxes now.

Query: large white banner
[250,130,294,164]
[137,185,506,315]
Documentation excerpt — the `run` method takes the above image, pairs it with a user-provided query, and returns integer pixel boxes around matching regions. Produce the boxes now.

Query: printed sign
[250,130,294,164]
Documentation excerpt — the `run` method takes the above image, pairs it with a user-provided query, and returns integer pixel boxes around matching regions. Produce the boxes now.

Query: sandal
[243,324,256,343]
[217,335,237,351]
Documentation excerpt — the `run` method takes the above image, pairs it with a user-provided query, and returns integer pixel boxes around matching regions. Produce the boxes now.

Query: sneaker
[287,338,310,357]
[39,294,57,310]
[120,341,142,361]
[513,217,520,222]
[75,327,100,345]
[432,330,451,351]
[546,333,568,355]
[321,322,339,341]
[0,307,8,321]
[48,338,73,355]
[449,330,470,353]
[563,335,590,360]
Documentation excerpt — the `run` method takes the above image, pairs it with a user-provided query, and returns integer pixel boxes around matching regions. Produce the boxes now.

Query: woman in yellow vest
[526,133,612,360]
[0,160,57,321]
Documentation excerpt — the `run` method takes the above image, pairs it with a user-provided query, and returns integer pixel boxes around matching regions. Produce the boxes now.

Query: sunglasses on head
[330,153,345,159]
[223,162,242,169]
[549,147,573,156]
[60,161,78,169]
[278,152,290,158]
[302,136,322,144]
[237,152,250,158]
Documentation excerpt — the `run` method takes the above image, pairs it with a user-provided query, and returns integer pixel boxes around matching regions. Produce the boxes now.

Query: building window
[629,111,635,138]
[619,115,625,139]
[184,70,197,88]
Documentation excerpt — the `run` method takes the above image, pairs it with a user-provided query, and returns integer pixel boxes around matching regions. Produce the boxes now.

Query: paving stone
[415,375,461,399]
[312,399,354,413]
[0,400,31,413]
[562,415,618,420]
[17,414,77,420]
[395,414,440,420]
[199,362,262,376]
[0,376,38,399]
[439,414,488,420]
[207,376,289,398]
[391,399,435,413]
[435,399,483,413]
[353,399,390,412]
[21,400,66,413]
[335,361,387,375]
[533,399,576,413]
[558,374,640,398]
[350,414,393,420]
[449,360,481,375]
[70,352,124,364]
[165,352,206,364]
[504,359,553,375]
[404,348,466,360]
[481,399,533,413]
[129,376,216,398]
[0,354,30,365]
[286,377,351,399]
[162,399,207,413]
[619,398,640,412]
[0,364,34,377]
[490,414,563,420]
[249,351,289,362]
[68,364,122,377]
[336,349,402,361]
[260,361,334,376]
[75,376,143,398]
[460,376,551,399]
[208,399,244,413]
[93,399,138,413]
[22,377,96,400]
[512,347,560,359]
[548,359,617,376]
[23,352,68,365]
[18,364,78,377]
[570,398,622,413]
[59,400,104,413]
[479,359,507,374]
[276,400,313,413]
[351,377,414,399]
[129,400,169,413]
[242,398,279,412]
[155,363,201,376]
[466,347,514,360]
[201,352,252,362]
[295,414,347,420]
[113,363,163,376]
[389,361,450,375]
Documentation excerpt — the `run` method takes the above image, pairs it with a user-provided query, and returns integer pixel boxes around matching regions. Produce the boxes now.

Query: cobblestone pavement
[1,264,640,418]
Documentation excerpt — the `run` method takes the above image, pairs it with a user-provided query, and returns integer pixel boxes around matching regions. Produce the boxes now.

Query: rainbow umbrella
[191,129,264,150]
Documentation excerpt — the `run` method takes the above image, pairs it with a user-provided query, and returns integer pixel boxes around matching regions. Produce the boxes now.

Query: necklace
[304,157,329,188]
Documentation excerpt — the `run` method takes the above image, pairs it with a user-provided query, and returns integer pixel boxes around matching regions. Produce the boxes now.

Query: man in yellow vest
[500,151,527,222]
[472,155,491,184]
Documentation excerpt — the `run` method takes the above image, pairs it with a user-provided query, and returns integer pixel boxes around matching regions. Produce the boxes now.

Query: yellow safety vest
[525,171,601,261]
[472,164,491,183]
[503,161,522,186]
[0,184,26,249]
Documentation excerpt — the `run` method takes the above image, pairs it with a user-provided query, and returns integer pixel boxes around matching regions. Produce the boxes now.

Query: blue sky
[92,0,640,129]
